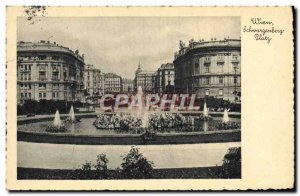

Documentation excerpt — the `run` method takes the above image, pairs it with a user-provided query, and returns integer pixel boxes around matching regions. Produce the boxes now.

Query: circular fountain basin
[17,113,241,145]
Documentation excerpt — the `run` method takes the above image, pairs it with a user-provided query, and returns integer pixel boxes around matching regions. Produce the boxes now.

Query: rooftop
[104,73,122,78]
[174,38,241,60]
[17,40,85,62]
[159,63,174,70]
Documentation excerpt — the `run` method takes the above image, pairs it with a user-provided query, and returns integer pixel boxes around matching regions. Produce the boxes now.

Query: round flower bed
[93,114,142,131]
[217,122,240,130]
[45,124,68,133]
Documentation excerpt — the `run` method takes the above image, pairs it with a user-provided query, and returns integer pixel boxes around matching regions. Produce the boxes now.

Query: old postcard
[6,6,294,190]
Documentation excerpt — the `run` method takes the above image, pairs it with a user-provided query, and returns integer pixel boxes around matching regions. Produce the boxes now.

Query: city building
[134,63,155,93]
[17,40,85,104]
[104,73,123,93]
[152,63,175,94]
[152,71,158,93]
[84,64,105,98]
[99,72,106,95]
[173,38,241,102]
[122,78,134,94]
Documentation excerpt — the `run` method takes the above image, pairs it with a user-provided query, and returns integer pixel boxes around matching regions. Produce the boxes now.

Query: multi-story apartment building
[152,63,175,94]
[134,64,155,94]
[173,38,241,102]
[17,40,85,104]
[84,64,105,97]
[104,73,123,93]
[99,72,105,95]
[122,78,134,94]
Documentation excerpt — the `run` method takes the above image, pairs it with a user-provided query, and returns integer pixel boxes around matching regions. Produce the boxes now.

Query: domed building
[173,38,241,102]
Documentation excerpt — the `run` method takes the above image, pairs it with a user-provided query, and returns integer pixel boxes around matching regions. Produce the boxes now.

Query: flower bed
[45,124,68,133]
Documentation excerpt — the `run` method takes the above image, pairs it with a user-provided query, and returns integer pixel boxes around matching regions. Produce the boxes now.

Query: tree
[94,153,109,179]
[119,146,154,179]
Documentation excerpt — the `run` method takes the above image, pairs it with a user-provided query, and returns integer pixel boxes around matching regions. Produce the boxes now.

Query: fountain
[222,108,229,124]
[197,102,212,121]
[136,86,149,128]
[216,108,239,130]
[46,109,67,133]
[53,110,61,128]
[69,106,75,122]
[203,102,209,117]
[65,106,80,123]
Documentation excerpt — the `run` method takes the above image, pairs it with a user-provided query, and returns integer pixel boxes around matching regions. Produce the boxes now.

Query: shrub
[73,161,95,179]
[119,146,154,179]
[17,99,86,115]
[141,130,158,142]
[94,153,109,179]
[208,147,241,178]
[221,147,241,178]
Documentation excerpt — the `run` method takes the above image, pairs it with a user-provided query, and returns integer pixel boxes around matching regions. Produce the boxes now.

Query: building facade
[17,40,85,104]
[153,63,175,94]
[122,78,134,94]
[173,38,241,102]
[104,73,123,93]
[134,64,155,93]
[84,64,105,97]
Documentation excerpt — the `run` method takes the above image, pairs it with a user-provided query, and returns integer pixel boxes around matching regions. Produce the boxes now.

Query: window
[52,72,59,81]
[52,56,59,61]
[219,89,223,96]
[28,93,31,98]
[39,72,46,81]
[217,63,224,72]
[63,71,67,80]
[217,54,224,61]
[204,77,210,84]
[21,93,24,98]
[39,64,46,71]
[39,93,42,98]
[219,76,224,84]
[234,76,238,84]
[52,92,56,98]
[39,55,46,60]
[39,83,46,89]
[43,93,46,98]
[205,65,210,73]
[204,56,210,61]
[233,64,239,72]
[53,84,59,90]
[232,54,238,60]
[194,58,200,74]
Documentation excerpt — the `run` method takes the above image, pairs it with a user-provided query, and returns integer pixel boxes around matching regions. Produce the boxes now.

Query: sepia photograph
[16,12,241,180]
[5,6,294,191]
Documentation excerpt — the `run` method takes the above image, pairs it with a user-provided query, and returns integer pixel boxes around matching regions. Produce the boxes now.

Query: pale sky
[18,17,240,79]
